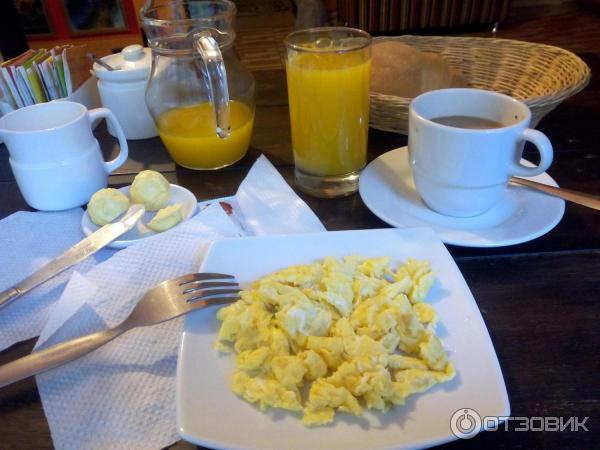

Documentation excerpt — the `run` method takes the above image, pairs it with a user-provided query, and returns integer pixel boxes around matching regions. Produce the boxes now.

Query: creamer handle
[87,107,129,173]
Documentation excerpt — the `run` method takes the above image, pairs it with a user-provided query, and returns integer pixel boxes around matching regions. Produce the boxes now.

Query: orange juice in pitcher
[142,0,255,170]
[157,101,254,170]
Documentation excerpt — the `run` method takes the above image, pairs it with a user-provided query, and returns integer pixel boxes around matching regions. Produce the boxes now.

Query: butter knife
[0,204,145,310]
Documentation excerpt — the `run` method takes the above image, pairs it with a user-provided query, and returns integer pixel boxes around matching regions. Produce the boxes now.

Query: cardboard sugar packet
[0,49,36,108]
[62,45,89,95]
[39,56,61,101]
[1,49,49,107]
[12,52,38,106]
[18,50,50,104]
[0,72,16,109]
[32,57,51,101]
[50,47,68,98]
[0,45,93,112]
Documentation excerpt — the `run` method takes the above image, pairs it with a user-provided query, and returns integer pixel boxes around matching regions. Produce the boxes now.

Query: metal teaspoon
[510,177,600,211]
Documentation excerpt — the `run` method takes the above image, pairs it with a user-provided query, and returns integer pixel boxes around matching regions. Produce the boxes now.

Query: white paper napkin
[0,210,116,351]
[27,155,325,450]
[0,155,324,352]
[35,203,238,450]
[236,155,325,235]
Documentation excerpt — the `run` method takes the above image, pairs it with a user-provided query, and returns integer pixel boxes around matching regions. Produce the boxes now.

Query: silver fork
[0,273,239,388]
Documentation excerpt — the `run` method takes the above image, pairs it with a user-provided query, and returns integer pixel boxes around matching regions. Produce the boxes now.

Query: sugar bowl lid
[93,45,152,82]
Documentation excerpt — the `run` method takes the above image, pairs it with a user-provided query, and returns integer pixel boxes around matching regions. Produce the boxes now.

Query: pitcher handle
[87,107,129,173]
[194,33,231,139]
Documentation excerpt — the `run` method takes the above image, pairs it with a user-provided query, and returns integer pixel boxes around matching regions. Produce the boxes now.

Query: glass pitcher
[141,0,255,170]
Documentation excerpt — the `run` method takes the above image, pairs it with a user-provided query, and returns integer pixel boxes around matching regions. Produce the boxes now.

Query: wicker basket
[369,35,591,134]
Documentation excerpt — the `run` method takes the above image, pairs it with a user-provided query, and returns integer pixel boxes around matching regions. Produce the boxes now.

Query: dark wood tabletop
[1,53,599,450]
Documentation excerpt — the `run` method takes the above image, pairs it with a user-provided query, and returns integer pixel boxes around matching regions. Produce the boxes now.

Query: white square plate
[177,228,510,450]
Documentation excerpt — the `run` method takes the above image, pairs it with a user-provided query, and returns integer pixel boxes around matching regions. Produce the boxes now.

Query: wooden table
[1,58,598,449]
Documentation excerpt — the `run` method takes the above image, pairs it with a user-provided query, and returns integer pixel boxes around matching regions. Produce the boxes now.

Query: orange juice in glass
[285,27,371,197]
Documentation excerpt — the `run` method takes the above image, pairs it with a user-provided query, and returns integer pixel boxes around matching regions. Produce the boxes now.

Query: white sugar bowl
[93,44,158,140]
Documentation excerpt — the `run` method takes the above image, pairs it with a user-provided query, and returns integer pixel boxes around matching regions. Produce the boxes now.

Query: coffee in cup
[408,88,553,217]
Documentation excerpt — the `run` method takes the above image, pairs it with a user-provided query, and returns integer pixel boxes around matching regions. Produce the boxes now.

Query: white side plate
[81,184,197,249]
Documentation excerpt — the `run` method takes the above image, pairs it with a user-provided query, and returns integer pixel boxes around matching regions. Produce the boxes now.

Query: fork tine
[185,289,240,303]
[186,296,239,310]
[177,273,235,285]
[182,281,239,293]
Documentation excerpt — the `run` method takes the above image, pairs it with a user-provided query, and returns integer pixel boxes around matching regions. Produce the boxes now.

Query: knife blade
[0,204,145,310]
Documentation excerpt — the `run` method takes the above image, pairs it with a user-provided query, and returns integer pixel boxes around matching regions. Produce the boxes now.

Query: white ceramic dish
[81,184,197,249]
[359,147,565,247]
[177,228,510,450]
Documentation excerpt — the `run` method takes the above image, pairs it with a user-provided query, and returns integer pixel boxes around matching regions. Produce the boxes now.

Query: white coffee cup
[0,101,128,211]
[408,88,553,217]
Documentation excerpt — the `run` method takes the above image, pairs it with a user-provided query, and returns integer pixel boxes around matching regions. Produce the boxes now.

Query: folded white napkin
[236,155,324,235]
[2,155,325,450]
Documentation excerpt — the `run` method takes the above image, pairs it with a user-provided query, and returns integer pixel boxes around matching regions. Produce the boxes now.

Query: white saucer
[359,147,565,247]
[82,184,198,249]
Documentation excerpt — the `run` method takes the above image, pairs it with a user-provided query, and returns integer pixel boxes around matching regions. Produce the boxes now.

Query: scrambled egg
[216,256,454,426]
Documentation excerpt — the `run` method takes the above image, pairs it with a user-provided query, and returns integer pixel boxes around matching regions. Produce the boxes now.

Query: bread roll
[370,41,465,97]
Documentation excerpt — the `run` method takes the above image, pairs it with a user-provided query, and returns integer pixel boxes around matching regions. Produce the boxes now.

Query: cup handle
[87,107,129,174]
[509,128,553,177]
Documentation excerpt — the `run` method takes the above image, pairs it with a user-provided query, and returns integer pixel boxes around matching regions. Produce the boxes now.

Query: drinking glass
[285,27,372,197]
